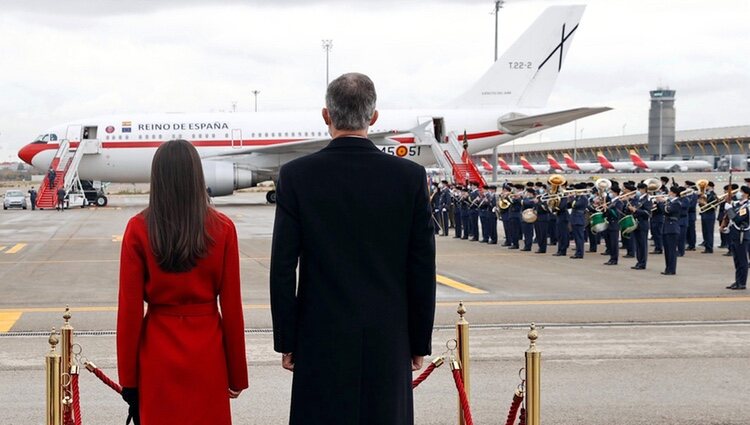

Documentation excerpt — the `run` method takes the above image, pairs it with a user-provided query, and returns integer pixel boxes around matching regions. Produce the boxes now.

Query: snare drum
[619,214,638,235]
[522,208,538,224]
[590,212,608,234]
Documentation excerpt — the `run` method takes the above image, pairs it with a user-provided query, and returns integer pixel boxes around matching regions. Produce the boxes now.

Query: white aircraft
[628,150,712,172]
[596,151,637,172]
[18,5,608,203]
[559,152,604,173]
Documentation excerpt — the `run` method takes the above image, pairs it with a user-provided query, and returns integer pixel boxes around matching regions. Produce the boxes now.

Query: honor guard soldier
[677,185,690,256]
[452,186,463,238]
[499,185,512,246]
[486,186,498,244]
[570,183,589,259]
[650,179,668,254]
[658,186,683,275]
[521,187,536,251]
[586,183,600,253]
[438,181,451,236]
[460,188,471,239]
[533,186,549,253]
[685,181,699,251]
[621,182,637,258]
[430,183,441,235]
[629,182,652,269]
[603,185,624,265]
[507,184,524,249]
[726,186,750,290]
[478,185,491,243]
[553,187,571,256]
[700,181,717,253]
[468,181,481,241]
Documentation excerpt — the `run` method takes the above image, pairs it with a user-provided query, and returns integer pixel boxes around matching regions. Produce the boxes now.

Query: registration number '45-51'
[379,145,423,158]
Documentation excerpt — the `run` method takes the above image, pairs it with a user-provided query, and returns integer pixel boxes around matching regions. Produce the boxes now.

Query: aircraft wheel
[266,191,277,204]
[96,195,108,207]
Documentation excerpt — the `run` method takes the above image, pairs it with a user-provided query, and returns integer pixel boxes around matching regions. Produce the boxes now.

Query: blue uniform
[660,197,682,274]
[508,196,522,249]
[631,193,652,268]
[499,193,511,246]
[487,193,498,244]
[727,200,750,288]
[521,198,535,251]
[650,191,665,253]
[460,194,470,239]
[605,198,624,264]
[700,191,717,252]
[677,196,689,256]
[586,195,600,252]
[468,189,480,241]
[439,189,452,236]
[555,197,570,255]
[570,195,589,258]
[534,200,549,253]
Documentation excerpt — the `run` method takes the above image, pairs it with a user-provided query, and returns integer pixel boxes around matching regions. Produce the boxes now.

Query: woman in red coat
[117,139,248,424]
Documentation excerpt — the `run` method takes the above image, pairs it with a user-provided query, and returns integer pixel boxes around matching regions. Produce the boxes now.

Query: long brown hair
[145,139,213,273]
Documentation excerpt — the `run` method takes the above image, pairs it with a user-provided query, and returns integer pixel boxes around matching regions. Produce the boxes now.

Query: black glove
[121,387,140,425]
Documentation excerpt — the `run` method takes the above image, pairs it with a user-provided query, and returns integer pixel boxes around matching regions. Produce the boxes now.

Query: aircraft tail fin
[562,153,581,170]
[547,154,564,171]
[497,157,513,171]
[449,5,586,108]
[629,149,649,169]
[480,158,493,171]
[596,151,614,170]
[520,156,536,172]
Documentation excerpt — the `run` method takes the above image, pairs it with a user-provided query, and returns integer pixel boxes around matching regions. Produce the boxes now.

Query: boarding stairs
[36,139,101,209]
[436,132,486,186]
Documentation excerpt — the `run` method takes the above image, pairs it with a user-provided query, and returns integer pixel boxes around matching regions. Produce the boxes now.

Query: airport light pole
[252,90,260,112]
[573,120,577,162]
[322,39,333,87]
[231,101,237,113]
[491,0,504,182]
[658,100,663,160]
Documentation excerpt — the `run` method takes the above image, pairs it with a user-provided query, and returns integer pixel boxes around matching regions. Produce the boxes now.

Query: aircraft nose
[18,144,38,165]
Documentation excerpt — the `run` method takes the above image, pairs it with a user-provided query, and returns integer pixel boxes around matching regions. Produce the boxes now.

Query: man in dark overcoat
[270,72,437,425]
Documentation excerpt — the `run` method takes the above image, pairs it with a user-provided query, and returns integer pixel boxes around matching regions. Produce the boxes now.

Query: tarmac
[1,192,748,424]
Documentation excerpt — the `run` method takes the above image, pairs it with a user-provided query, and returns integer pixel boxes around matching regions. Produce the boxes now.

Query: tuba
[595,178,612,211]
[644,178,661,194]
[546,174,567,211]
[696,179,709,207]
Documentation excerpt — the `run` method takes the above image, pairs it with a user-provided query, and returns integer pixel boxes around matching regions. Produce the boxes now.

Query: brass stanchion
[525,323,541,425]
[60,306,74,423]
[456,302,470,425]
[45,328,62,425]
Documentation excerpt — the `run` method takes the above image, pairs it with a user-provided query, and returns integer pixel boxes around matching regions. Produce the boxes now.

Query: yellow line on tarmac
[5,243,27,254]
[436,274,488,294]
[436,296,750,307]
[0,246,6,252]
[0,311,23,332]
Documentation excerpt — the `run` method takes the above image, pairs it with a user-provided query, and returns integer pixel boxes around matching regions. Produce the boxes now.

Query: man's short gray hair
[325,73,377,131]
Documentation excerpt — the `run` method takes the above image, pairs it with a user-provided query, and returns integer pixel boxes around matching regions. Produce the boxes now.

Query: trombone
[697,193,727,214]
[538,188,591,202]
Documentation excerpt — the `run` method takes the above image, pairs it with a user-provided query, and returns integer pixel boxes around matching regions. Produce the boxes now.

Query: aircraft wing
[498,107,611,135]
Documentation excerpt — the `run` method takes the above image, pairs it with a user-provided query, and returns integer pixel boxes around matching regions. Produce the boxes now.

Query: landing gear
[266,190,277,204]
[96,195,108,207]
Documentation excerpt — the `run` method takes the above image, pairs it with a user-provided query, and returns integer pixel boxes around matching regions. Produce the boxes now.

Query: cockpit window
[32,133,58,143]
[49,134,58,141]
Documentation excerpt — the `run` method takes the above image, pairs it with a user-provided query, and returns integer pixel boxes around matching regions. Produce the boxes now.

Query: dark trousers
[30,198,36,211]
[678,223,687,256]
[509,218,521,248]
[634,227,649,267]
[731,230,748,287]
[534,220,548,252]
[573,225,585,257]
[469,209,479,240]
[489,216,498,243]
[624,233,635,256]
[663,233,678,273]
[687,216,697,249]
[701,214,715,251]
[454,209,463,237]
[556,220,569,254]
[522,222,534,250]
[720,228,728,248]
[548,219,558,245]
[460,210,469,239]
[440,210,450,236]
[433,210,441,235]
[501,217,509,245]
[651,218,664,251]
[480,211,490,242]
[587,227,599,252]
[606,227,619,263]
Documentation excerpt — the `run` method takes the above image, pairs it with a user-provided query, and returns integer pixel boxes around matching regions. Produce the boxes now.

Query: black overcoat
[270,136,436,425]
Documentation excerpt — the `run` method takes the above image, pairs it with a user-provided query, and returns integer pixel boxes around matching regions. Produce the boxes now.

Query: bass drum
[590,212,608,234]
[522,208,538,224]
[619,215,638,235]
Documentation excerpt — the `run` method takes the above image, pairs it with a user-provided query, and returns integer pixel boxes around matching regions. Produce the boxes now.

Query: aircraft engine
[202,160,255,196]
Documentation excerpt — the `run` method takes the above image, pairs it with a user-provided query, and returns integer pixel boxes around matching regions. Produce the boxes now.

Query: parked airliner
[18,6,608,202]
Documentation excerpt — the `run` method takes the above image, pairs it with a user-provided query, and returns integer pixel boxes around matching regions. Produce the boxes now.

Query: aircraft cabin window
[197,134,202,139]
[211,133,215,138]
[192,134,195,139]
[265,132,268,137]
[225,133,229,138]
[152,135,156,139]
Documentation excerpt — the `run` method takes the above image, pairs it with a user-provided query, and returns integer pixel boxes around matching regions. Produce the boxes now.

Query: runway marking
[436,274,488,294]
[4,243,27,254]
[0,246,6,252]
[0,311,22,332]
[1,297,749,315]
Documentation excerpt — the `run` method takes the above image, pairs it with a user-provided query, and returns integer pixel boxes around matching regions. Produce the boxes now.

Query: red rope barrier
[71,371,83,425]
[412,357,444,389]
[84,361,122,394]
[518,407,526,425]
[451,368,474,425]
[505,391,524,425]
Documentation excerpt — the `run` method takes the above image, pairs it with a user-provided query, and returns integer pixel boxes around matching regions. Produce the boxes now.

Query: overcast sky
[1,0,748,162]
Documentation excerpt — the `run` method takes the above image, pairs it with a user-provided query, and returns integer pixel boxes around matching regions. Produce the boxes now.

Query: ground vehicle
[3,190,28,210]
[79,180,108,207]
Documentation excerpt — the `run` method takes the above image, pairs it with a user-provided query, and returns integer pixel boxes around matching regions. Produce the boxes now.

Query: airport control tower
[647,87,676,159]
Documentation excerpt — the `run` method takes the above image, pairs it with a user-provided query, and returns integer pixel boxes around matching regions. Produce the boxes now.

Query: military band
[428,174,746,290]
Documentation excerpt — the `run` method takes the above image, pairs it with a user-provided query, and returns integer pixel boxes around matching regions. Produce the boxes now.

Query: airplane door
[66,125,83,142]
[231,129,243,148]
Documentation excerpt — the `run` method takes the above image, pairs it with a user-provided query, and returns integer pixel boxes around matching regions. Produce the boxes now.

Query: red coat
[117,211,248,425]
